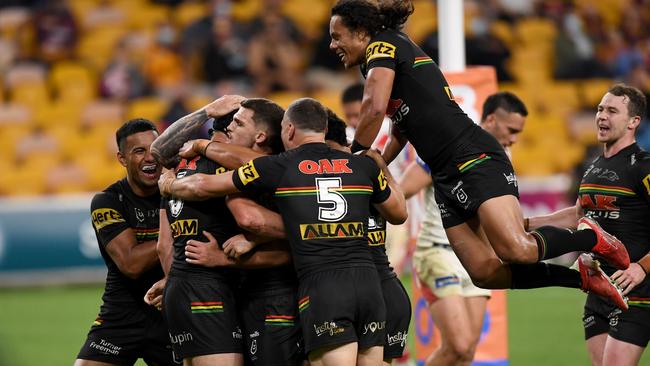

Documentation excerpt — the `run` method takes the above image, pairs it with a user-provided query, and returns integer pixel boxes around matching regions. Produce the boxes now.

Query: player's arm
[105,231,159,279]
[382,124,408,165]
[181,140,265,170]
[400,161,433,199]
[365,149,407,224]
[151,95,245,168]
[159,169,239,200]
[157,208,173,275]
[185,231,291,268]
[526,200,583,231]
[226,194,286,239]
[352,67,395,152]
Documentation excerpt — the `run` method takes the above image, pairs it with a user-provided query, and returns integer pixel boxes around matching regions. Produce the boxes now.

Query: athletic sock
[509,262,581,289]
[531,226,596,261]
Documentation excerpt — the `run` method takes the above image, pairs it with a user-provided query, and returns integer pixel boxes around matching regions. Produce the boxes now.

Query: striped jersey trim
[413,56,434,68]
[578,184,636,197]
[265,315,296,326]
[191,301,223,313]
[628,297,650,307]
[457,154,491,173]
[275,185,373,197]
[298,296,310,312]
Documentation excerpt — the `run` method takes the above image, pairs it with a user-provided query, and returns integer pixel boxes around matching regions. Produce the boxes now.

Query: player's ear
[628,115,641,131]
[117,151,127,167]
[255,130,267,145]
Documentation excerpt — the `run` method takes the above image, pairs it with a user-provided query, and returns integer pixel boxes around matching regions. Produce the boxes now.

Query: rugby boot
[578,253,628,311]
[577,216,630,270]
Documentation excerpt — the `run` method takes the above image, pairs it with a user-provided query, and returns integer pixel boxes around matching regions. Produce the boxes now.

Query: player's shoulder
[91,179,125,207]
[631,149,650,171]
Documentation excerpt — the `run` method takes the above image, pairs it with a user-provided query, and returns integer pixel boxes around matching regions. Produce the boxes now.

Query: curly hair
[331,0,414,36]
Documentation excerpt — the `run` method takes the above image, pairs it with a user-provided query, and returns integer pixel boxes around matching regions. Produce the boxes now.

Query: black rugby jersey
[579,143,650,299]
[163,156,240,278]
[232,142,391,279]
[368,206,396,281]
[362,29,481,172]
[90,178,163,311]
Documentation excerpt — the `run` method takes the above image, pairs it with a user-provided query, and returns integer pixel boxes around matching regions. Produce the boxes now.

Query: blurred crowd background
[0,0,649,196]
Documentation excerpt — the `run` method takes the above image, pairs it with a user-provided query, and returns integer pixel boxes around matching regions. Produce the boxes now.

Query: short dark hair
[331,0,414,36]
[286,98,328,133]
[116,118,158,152]
[325,109,349,146]
[341,83,364,104]
[481,92,528,121]
[607,83,647,120]
[241,98,286,154]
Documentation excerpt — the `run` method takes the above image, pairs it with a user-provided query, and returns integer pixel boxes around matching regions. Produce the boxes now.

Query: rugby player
[401,92,527,366]
[328,0,629,308]
[75,119,176,366]
[158,98,408,366]
[528,84,650,365]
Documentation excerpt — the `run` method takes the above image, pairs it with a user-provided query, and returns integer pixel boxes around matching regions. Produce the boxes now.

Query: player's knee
[493,237,535,264]
[444,338,476,363]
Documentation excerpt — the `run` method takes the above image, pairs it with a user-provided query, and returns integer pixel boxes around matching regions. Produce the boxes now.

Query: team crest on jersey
[366,41,396,62]
[134,208,145,222]
[238,160,260,185]
[169,198,184,218]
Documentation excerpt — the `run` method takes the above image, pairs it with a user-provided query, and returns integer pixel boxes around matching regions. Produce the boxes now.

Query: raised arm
[151,95,245,168]
[352,67,395,152]
[181,140,265,170]
[400,161,433,199]
[159,169,240,200]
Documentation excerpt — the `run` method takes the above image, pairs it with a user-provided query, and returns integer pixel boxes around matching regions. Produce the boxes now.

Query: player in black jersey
[528,85,650,365]
[151,97,304,366]
[329,0,631,305]
[325,110,411,364]
[75,119,177,366]
[158,98,408,366]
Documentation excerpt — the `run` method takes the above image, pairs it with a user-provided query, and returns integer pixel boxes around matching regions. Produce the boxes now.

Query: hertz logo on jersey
[238,160,260,185]
[171,219,198,238]
[366,41,396,62]
[300,222,364,240]
[92,208,126,230]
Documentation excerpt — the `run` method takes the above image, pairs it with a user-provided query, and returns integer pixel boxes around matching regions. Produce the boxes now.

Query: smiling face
[329,15,369,69]
[118,130,161,194]
[595,92,639,147]
[482,108,526,148]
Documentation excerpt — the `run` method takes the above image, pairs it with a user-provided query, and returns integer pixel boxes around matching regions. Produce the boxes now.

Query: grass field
[1,278,648,365]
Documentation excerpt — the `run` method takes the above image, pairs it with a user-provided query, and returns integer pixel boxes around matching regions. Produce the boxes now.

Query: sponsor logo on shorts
[250,339,257,355]
[299,296,310,312]
[169,331,193,347]
[435,275,460,288]
[299,222,364,240]
[362,321,386,335]
[233,326,243,340]
[366,41,396,62]
[171,219,198,238]
[238,160,260,185]
[91,208,125,230]
[503,172,518,187]
[89,339,122,355]
[314,321,345,337]
[249,330,260,338]
[387,331,408,347]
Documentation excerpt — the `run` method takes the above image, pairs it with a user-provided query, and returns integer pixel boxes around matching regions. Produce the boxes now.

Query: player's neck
[126,175,158,197]
[603,137,636,158]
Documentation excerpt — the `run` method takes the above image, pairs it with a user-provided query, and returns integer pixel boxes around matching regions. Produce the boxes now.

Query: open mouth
[598,124,610,134]
[141,163,159,179]
[336,50,346,63]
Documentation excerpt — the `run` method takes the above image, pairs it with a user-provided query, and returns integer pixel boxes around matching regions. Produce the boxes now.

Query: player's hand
[185,231,222,267]
[612,263,646,295]
[158,169,176,197]
[179,139,203,159]
[363,148,388,171]
[144,277,167,310]
[204,95,245,118]
[222,234,255,259]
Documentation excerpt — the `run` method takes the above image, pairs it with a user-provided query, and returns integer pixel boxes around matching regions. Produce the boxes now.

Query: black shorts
[77,308,179,365]
[583,293,650,347]
[382,277,411,359]
[433,129,518,228]
[164,273,243,359]
[298,267,386,355]
[240,287,304,366]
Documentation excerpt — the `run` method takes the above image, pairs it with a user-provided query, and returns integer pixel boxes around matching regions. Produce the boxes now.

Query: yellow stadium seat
[405,0,437,45]
[232,0,262,23]
[282,0,330,39]
[126,3,170,30]
[81,101,125,127]
[10,83,50,108]
[267,91,304,109]
[175,1,208,28]
[515,18,557,45]
[33,99,83,127]
[49,61,97,104]
[578,79,614,109]
[312,88,344,120]
[5,63,47,88]
[127,97,168,123]
[0,7,30,38]
[0,103,31,126]
[490,20,515,47]
[77,27,128,70]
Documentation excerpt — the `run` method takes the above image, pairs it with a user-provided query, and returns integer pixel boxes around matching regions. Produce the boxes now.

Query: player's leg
[357,346,384,366]
[380,277,411,365]
[426,295,478,366]
[74,360,124,366]
[188,353,243,366]
[355,268,387,366]
[602,337,645,366]
[586,334,607,366]
[308,342,357,366]
[465,296,488,354]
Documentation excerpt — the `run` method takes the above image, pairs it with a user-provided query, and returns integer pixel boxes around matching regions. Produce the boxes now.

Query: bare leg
[74,360,120,366]
[357,345,384,366]
[586,334,607,366]
[189,353,243,366]
[602,336,644,366]
[309,342,358,366]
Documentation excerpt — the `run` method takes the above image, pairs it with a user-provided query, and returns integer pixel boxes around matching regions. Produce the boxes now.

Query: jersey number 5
[316,178,348,221]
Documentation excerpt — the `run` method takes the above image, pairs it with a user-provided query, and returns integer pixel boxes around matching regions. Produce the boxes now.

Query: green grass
[1,279,648,365]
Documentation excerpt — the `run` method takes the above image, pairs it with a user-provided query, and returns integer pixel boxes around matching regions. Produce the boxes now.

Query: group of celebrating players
[74,1,650,366]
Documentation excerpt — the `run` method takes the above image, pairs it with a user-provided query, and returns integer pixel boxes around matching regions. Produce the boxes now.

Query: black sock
[509,262,581,289]
[532,226,596,261]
